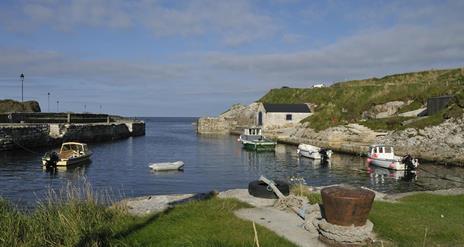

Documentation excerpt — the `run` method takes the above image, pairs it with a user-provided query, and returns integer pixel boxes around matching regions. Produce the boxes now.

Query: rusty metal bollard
[321,186,375,227]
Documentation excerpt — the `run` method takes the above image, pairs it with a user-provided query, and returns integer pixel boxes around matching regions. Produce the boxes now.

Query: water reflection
[42,160,91,178]
[367,165,417,186]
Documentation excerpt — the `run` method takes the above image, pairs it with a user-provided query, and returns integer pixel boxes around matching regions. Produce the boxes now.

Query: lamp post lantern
[20,73,24,102]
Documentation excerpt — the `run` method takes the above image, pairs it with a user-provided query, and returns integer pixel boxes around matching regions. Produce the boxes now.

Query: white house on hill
[256,103,312,129]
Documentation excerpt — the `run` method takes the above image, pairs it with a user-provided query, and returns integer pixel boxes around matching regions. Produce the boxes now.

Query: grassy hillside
[259,68,464,131]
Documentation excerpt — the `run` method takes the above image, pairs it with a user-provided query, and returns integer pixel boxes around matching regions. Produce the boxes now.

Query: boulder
[363,101,405,119]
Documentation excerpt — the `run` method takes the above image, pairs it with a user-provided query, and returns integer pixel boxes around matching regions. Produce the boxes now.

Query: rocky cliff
[197,103,259,134]
[0,99,41,113]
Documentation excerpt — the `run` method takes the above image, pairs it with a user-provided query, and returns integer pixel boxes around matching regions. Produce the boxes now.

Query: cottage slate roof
[263,103,311,113]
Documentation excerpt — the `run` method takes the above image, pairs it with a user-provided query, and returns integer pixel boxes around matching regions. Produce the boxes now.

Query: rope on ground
[252,221,260,247]
[273,195,304,211]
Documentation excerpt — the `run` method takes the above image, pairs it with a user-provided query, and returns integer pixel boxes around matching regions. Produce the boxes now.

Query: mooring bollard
[321,185,375,226]
[312,185,376,246]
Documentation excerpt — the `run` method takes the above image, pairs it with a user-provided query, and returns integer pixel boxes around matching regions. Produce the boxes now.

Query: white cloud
[1,0,277,46]
[206,24,464,84]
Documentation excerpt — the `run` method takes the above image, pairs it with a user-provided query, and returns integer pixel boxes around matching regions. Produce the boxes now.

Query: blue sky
[0,0,463,116]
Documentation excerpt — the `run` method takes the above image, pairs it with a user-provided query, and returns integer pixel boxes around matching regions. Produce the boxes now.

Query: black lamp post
[56,100,59,112]
[47,92,50,112]
[20,73,24,102]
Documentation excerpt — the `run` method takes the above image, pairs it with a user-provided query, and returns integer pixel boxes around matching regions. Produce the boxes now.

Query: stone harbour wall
[0,124,50,150]
[0,121,146,151]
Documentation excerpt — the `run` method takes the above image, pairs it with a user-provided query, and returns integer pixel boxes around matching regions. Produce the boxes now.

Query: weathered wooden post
[67,113,71,123]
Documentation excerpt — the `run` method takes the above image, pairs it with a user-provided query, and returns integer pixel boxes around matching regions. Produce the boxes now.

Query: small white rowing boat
[297,143,332,160]
[149,161,184,171]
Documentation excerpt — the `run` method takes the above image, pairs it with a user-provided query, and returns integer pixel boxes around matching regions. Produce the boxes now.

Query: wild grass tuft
[0,179,138,247]
[290,184,322,205]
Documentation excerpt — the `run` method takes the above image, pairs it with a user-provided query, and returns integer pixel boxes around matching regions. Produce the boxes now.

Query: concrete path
[235,207,326,247]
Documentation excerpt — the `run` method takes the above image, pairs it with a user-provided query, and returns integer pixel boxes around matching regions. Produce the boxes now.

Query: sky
[0,0,463,117]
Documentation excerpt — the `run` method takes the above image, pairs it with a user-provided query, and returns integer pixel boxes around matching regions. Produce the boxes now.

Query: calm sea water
[1,117,464,206]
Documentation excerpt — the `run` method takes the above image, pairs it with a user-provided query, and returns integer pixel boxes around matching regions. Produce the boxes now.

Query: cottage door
[258,112,263,126]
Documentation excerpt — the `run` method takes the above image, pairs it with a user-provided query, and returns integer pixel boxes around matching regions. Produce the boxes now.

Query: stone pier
[0,121,145,151]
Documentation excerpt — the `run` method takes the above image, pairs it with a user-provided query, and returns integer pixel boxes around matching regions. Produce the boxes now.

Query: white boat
[149,161,184,171]
[367,144,419,171]
[297,143,332,160]
[42,142,92,167]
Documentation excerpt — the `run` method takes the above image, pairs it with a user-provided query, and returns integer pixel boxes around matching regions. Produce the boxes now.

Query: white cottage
[256,103,312,129]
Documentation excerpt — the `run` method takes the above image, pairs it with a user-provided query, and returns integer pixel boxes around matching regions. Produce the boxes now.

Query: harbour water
[1,117,464,206]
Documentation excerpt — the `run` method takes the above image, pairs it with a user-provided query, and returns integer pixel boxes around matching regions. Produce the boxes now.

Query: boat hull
[297,144,332,160]
[243,141,276,151]
[367,157,408,171]
[42,153,92,167]
[297,148,322,159]
[149,161,184,171]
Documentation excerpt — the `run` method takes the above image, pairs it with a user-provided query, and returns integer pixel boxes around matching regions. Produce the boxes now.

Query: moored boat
[297,143,332,160]
[42,142,92,167]
[149,161,184,171]
[367,144,419,171]
[239,128,276,151]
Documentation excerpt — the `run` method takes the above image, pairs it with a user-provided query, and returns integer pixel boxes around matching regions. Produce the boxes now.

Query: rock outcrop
[0,99,41,113]
[362,101,407,119]
[197,103,259,134]
[376,116,464,164]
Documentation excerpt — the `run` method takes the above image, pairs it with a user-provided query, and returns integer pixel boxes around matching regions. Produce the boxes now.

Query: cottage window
[286,114,292,120]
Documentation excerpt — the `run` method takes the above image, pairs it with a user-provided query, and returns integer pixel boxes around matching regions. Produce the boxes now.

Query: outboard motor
[43,151,59,169]
[402,154,416,170]
[319,148,330,160]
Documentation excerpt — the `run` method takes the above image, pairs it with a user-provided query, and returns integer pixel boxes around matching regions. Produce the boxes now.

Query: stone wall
[0,113,110,124]
[0,120,146,151]
[261,112,313,130]
[0,124,50,150]
[125,122,146,136]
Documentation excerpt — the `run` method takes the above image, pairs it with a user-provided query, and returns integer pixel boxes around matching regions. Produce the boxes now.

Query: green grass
[259,68,464,131]
[116,197,296,247]
[290,184,322,205]
[369,194,464,246]
[397,100,424,114]
[297,190,464,246]
[0,185,296,247]
[0,188,141,246]
[3,180,464,247]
